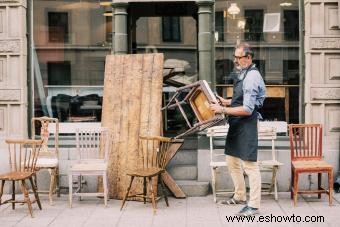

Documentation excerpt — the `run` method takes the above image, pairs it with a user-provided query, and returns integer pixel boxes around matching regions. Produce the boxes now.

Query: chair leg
[20,180,33,218]
[120,176,134,211]
[143,177,147,204]
[211,167,217,203]
[272,166,279,201]
[148,177,157,214]
[48,168,56,205]
[293,171,299,206]
[56,168,60,197]
[29,177,42,210]
[328,170,333,206]
[318,173,322,199]
[0,180,5,205]
[159,174,169,207]
[12,180,15,210]
[290,168,294,199]
[103,172,108,207]
[69,174,73,208]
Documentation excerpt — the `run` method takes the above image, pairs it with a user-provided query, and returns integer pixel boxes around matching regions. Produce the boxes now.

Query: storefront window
[215,0,300,123]
[33,0,111,123]
[135,15,198,133]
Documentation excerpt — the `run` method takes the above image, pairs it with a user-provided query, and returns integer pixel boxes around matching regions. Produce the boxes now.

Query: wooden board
[101,54,164,199]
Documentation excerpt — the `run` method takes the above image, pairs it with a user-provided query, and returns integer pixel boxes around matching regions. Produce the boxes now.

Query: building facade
[0,0,339,192]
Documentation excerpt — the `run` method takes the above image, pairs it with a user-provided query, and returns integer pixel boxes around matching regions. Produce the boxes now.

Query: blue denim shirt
[238,64,266,115]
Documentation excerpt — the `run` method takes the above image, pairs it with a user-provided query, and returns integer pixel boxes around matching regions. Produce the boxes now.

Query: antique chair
[207,124,283,202]
[207,125,233,203]
[31,116,60,204]
[289,124,333,206]
[257,126,283,200]
[162,80,225,138]
[69,127,110,207]
[0,139,43,217]
[120,136,174,213]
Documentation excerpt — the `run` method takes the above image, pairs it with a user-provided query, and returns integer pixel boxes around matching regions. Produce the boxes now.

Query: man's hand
[210,101,224,114]
[215,95,231,107]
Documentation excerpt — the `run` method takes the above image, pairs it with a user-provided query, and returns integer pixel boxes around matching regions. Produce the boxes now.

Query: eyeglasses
[233,55,247,60]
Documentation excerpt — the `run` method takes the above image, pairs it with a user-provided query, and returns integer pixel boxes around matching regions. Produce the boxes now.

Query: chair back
[5,139,43,172]
[76,127,110,162]
[289,124,323,161]
[258,126,277,161]
[206,125,229,164]
[138,136,173,169]
[31,116,59,157]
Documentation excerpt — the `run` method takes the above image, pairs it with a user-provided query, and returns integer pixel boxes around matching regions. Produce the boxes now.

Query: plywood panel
[101,53,164,199]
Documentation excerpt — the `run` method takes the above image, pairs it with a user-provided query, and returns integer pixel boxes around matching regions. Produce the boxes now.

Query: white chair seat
[36,158,59,168]
[258,160,283,166]
[210,161,227,167]
[70,163,107,172]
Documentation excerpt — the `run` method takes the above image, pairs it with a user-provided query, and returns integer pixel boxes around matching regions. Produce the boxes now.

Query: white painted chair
[206,125,233,203]
[257,126,283,200]
[31,116,60,205]
[207,124,283,202]
[69,127,110,207]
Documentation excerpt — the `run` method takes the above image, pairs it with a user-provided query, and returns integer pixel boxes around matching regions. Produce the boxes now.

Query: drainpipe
[299,0,305,124]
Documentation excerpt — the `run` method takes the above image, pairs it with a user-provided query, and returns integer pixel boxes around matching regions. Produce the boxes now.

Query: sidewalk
[1,192,340,227]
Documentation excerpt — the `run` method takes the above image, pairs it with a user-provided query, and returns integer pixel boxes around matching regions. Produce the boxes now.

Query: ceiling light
[280,2,292,7]
[227,3,240,18]
[100,1,111,6]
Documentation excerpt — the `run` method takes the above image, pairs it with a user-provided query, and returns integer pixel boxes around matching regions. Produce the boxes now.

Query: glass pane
[136,16,198,133]
[215,0,300,123]
[33,0,111,122]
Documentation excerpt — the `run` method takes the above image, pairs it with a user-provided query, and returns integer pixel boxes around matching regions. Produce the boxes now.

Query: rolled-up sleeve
[242,71,266,114]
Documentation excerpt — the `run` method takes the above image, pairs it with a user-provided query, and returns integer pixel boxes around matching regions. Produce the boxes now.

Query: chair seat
[70,162,107,172]
[126,167,164,177]
[0,171,34,180]
[292,160,333,170]
[36,157,59,168]
[258,160,283,166]
[210,161,227,167]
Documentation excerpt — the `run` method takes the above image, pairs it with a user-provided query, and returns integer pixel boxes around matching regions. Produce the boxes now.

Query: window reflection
[33,0,109,122]
[215,0,300,123]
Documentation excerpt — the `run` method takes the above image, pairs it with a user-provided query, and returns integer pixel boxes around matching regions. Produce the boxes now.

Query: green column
[197,0,214,86]
[113,2,128,54]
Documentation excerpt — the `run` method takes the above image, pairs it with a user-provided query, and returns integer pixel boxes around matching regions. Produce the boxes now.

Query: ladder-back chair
[31,116,59,204]
[257,126,283,200]
[289,124,333,206]
[69,127,110,207]
[207,124,283,202]
[120,136,173,214]
[207,125,232,202]
[0,139,43,217]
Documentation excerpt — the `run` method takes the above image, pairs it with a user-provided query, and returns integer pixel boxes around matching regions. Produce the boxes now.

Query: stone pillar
[197,0,214,85]
[304,0,340,185]
[113,2,128,54]
[0,0,28,176]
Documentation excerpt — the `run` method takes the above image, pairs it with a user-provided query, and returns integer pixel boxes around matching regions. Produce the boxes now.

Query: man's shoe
[220,198,246,205]
[236,205,259,216]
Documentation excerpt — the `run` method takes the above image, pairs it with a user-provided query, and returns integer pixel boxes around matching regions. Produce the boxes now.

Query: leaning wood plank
[161,172,186,198]
[101,53,164,199]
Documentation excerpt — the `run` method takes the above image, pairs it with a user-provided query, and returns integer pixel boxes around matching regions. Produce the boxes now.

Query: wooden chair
[120,136,173,214]
[289,124,333,206]
[257,126,283,200]
[207,125,233,203]
[69,127,110,207]
[0,139,43,217]
[31,116,60,204]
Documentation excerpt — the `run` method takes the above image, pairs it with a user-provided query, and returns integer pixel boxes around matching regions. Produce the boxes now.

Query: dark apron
[225,66,259,162]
